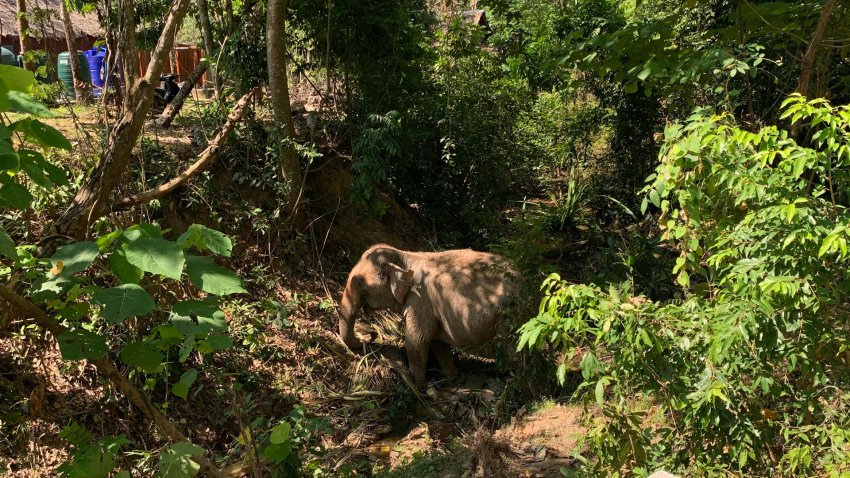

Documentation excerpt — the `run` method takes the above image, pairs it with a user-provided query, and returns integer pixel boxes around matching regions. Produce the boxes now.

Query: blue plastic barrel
[84,47,106,87]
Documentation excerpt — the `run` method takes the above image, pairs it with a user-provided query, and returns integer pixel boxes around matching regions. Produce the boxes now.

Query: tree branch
[0,284,225,477]
[112,87,258,212]
[796,0,836,97]
[157,59,210,127]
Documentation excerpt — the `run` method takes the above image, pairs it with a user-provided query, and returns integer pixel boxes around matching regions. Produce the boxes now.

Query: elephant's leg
[404,310,436,389]
[431,340,458,381]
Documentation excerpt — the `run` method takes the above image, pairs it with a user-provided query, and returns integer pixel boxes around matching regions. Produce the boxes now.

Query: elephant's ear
[387,263,414,305]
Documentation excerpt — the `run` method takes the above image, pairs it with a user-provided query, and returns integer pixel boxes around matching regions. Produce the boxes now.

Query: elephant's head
[338,245,414,349]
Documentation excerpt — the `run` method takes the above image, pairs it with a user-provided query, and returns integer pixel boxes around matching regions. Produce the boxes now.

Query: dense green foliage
[521,98,850,476]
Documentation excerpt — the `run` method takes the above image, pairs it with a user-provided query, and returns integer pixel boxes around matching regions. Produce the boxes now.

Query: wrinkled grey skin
[339,243,517,389]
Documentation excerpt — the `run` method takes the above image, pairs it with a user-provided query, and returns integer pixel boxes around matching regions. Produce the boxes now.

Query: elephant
[338,243,517,389]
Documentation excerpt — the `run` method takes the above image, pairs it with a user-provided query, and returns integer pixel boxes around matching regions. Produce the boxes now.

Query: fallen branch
[0,284,226,478]
[158,59,210,128]
[112,87,259,212]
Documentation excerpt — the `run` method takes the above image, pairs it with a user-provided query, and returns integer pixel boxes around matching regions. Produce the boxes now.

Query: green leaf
[30,119,71,150]
[57,330,108,361]
[51,241,99,275]
[120,342,163,373]
[177,224,233,256]
[92,284,155,323]
[0,78,10,111]
[0,140,19,170]
[595,378,606,406]
[185,255,246,295]
[0,65,35,93]
[172,298,221,318]
[0,226,16,259]
[199,334,232,353]
[96,230,124,251]
[121,223,163,242]
[178,335,195,362]
[269,422,291,444]
[30,274,77,301]
[263,441,291,464]
[158,441,203,478]
[0,181,33,209]
[123,238,185,280]
[172,368,198,399]
[42,160,69,186]
[110,245,144,284]
[8,91,54,117]
[18,149,51,188]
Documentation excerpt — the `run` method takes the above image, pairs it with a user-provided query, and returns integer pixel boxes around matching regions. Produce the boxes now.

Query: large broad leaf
[0,226,16,259]
[41,160,69,186]
[120,224,163,242]
[185,255,246,295]
[124,238,185,280]
[172,368,198,399]
[109,245,144,284]
[96,230,123,251]
[177,224,233,257]
[8,91,54,117]
[198,334,232,353]
[51,241,99,275]
[120,342,163,373]
[0,65,35,93]
[171,298,227,335]
[30,120,71,150]
[58,330,108,361]
[0,78,11,110]
[18,149,52,188]
[0,181,33,209]
[0,139,19,170]
[30,274,77,301]
[92,284,155,323]
[57,445,116,478]
[158,441,203,478]
[171,297,221,318]
[263,423,292,464]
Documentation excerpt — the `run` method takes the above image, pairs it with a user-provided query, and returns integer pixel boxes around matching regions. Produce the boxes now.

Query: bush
[519,96,850,476]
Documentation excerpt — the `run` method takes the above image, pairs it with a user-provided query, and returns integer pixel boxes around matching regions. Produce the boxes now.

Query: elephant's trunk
[338,278,363,349]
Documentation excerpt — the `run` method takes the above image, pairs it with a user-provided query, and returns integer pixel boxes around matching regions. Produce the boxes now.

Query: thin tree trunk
[197,0,220,99]
[266,0,303,217]
[16,0,32,71]
[796,0,837,98]
[157,59,209,127]
[53,0,192,239]
[116,87,257,209]
[60,0,90,103]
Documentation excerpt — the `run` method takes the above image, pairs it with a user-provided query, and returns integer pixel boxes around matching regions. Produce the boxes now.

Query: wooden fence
[136,44,207,85]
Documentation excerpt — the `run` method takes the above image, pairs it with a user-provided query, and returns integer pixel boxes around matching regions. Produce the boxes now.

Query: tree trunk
[197,0,220,100]
[157,60,209,127]
[60,0,90,103]
[53,0,193,239]
[796,0,837,98]
[266,0,303,217]
[16,0,32,71]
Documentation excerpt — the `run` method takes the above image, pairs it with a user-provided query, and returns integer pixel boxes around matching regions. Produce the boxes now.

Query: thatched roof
[0,0,102,40]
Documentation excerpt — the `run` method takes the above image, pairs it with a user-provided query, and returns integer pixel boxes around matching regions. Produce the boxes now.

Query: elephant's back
[425,250,516,347]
